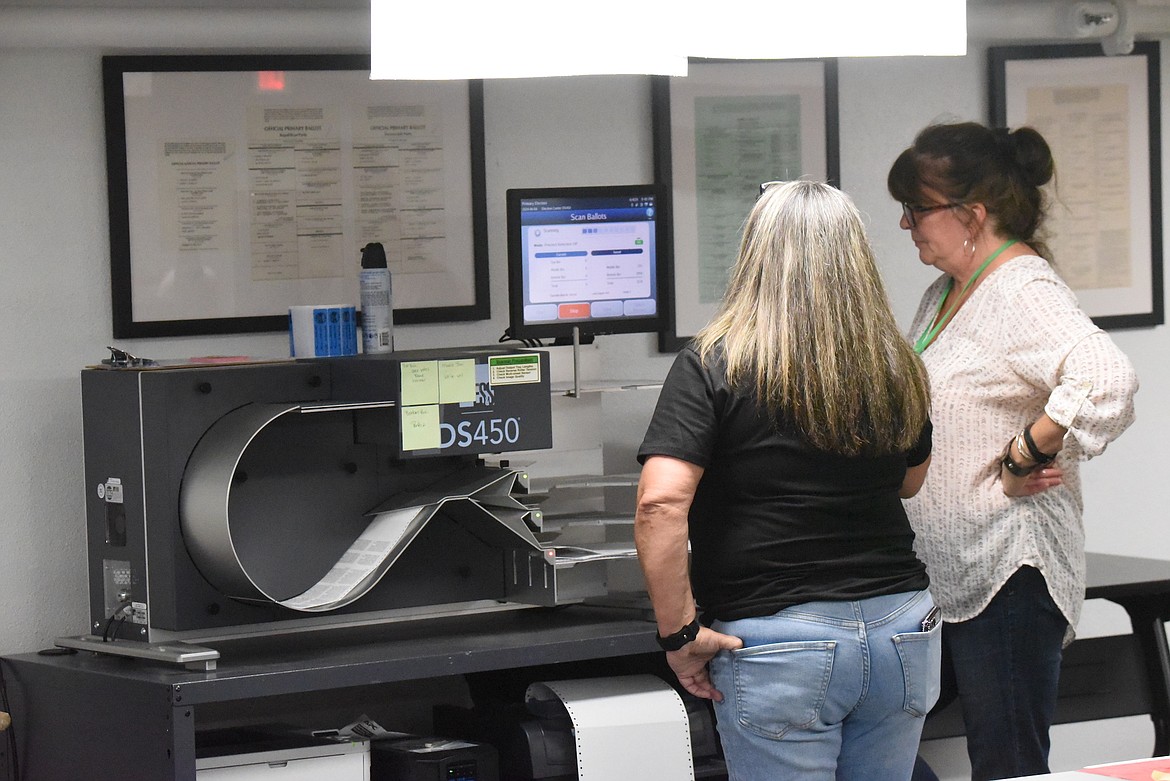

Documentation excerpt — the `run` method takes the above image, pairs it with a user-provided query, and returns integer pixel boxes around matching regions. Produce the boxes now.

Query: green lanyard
[913,239,1017,354]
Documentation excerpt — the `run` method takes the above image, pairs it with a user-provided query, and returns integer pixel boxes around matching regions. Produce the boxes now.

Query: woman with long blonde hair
[636,180,939,779]
[695,180,930,457]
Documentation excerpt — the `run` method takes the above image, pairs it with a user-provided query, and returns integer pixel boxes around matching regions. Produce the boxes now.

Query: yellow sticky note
[438,359,477,404]
[400,361,439,406]
[401,405,441,451]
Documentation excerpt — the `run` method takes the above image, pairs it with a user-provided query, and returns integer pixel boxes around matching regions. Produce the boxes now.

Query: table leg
[1114,600,1170,756]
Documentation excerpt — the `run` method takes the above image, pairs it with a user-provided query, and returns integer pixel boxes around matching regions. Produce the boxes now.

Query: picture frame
[651,58,840,352]
[990,42,1163,330]
[103,54,489,339]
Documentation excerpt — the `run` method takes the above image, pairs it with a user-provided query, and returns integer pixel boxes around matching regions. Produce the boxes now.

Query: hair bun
[1004,126,1055,188]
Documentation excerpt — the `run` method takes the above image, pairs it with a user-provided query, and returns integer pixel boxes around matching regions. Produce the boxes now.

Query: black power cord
[101,602,133,642]
[497,328,544,349]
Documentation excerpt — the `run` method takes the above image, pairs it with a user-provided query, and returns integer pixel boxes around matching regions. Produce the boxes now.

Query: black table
[1083,552,1170,754]
[4,554,1170,778]
[0,605,660,781]
[921,552,1170,755]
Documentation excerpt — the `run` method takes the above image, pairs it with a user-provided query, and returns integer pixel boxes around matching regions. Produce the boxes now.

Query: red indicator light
[257,71,285,91]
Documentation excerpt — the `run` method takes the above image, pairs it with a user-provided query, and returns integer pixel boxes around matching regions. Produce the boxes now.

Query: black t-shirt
[638,346,931,623]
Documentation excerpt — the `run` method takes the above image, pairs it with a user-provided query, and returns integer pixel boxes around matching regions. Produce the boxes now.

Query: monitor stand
[566,326,592,397]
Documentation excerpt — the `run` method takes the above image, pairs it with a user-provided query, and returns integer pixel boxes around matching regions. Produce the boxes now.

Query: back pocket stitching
[892,630,941,717]
[731,641,836,740]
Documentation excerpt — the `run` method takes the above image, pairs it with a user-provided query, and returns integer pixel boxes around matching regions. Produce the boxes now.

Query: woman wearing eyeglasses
[636,180,940,779]
[888,121,1138,780]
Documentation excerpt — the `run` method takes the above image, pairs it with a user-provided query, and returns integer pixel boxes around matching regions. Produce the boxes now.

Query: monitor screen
[506,184,668,343]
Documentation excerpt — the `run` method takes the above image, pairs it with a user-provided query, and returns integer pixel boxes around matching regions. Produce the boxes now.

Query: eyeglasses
[759,180,784,196]
[901,201,961,228]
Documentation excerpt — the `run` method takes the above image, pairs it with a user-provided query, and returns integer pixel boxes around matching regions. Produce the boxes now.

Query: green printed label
[488,354,540,386]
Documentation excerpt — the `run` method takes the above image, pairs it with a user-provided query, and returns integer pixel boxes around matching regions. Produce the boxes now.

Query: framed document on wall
[990,42,1163,330]
[652,58,840,352]
[103,54,489,338]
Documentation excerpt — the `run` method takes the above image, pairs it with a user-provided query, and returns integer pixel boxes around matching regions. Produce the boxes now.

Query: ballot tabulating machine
[61,347,638,669]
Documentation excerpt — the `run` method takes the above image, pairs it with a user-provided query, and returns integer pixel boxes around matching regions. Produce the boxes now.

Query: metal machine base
[55,634,220,671]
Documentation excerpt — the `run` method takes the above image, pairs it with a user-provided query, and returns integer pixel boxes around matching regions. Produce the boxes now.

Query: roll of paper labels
[289,305,357,357]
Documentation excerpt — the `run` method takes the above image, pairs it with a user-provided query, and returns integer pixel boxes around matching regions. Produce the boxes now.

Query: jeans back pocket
[713,640,836,740]
[892,623,942,717]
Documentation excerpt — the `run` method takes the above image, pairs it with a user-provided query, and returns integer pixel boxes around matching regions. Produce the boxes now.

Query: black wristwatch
[656,617,701,651]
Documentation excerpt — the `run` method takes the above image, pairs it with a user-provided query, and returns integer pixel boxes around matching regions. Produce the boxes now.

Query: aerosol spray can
[359,242,394,353]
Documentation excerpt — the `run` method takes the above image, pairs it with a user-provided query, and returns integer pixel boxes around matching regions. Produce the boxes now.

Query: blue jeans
[708,589,941,780]
[932,566,1067,781]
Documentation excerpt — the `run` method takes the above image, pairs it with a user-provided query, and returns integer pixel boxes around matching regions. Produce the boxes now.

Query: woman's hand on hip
[1002,464,1064,497]
[666,626,743,702]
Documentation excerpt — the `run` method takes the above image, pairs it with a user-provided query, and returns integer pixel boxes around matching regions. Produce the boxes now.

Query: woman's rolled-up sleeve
[1002,272,1138,459]
[1045,331,1138,458]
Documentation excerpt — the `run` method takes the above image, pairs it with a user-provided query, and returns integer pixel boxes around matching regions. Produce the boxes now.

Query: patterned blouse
[905,255,1138,631]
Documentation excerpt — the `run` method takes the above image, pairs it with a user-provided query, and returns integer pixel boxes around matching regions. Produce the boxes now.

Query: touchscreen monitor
[506,184,668,343]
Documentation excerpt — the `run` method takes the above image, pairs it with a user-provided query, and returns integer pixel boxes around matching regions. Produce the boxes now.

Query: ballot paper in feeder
[281,506,426,612]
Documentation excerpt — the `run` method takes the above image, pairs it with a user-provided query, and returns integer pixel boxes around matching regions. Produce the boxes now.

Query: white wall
[1,9,1168,774]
